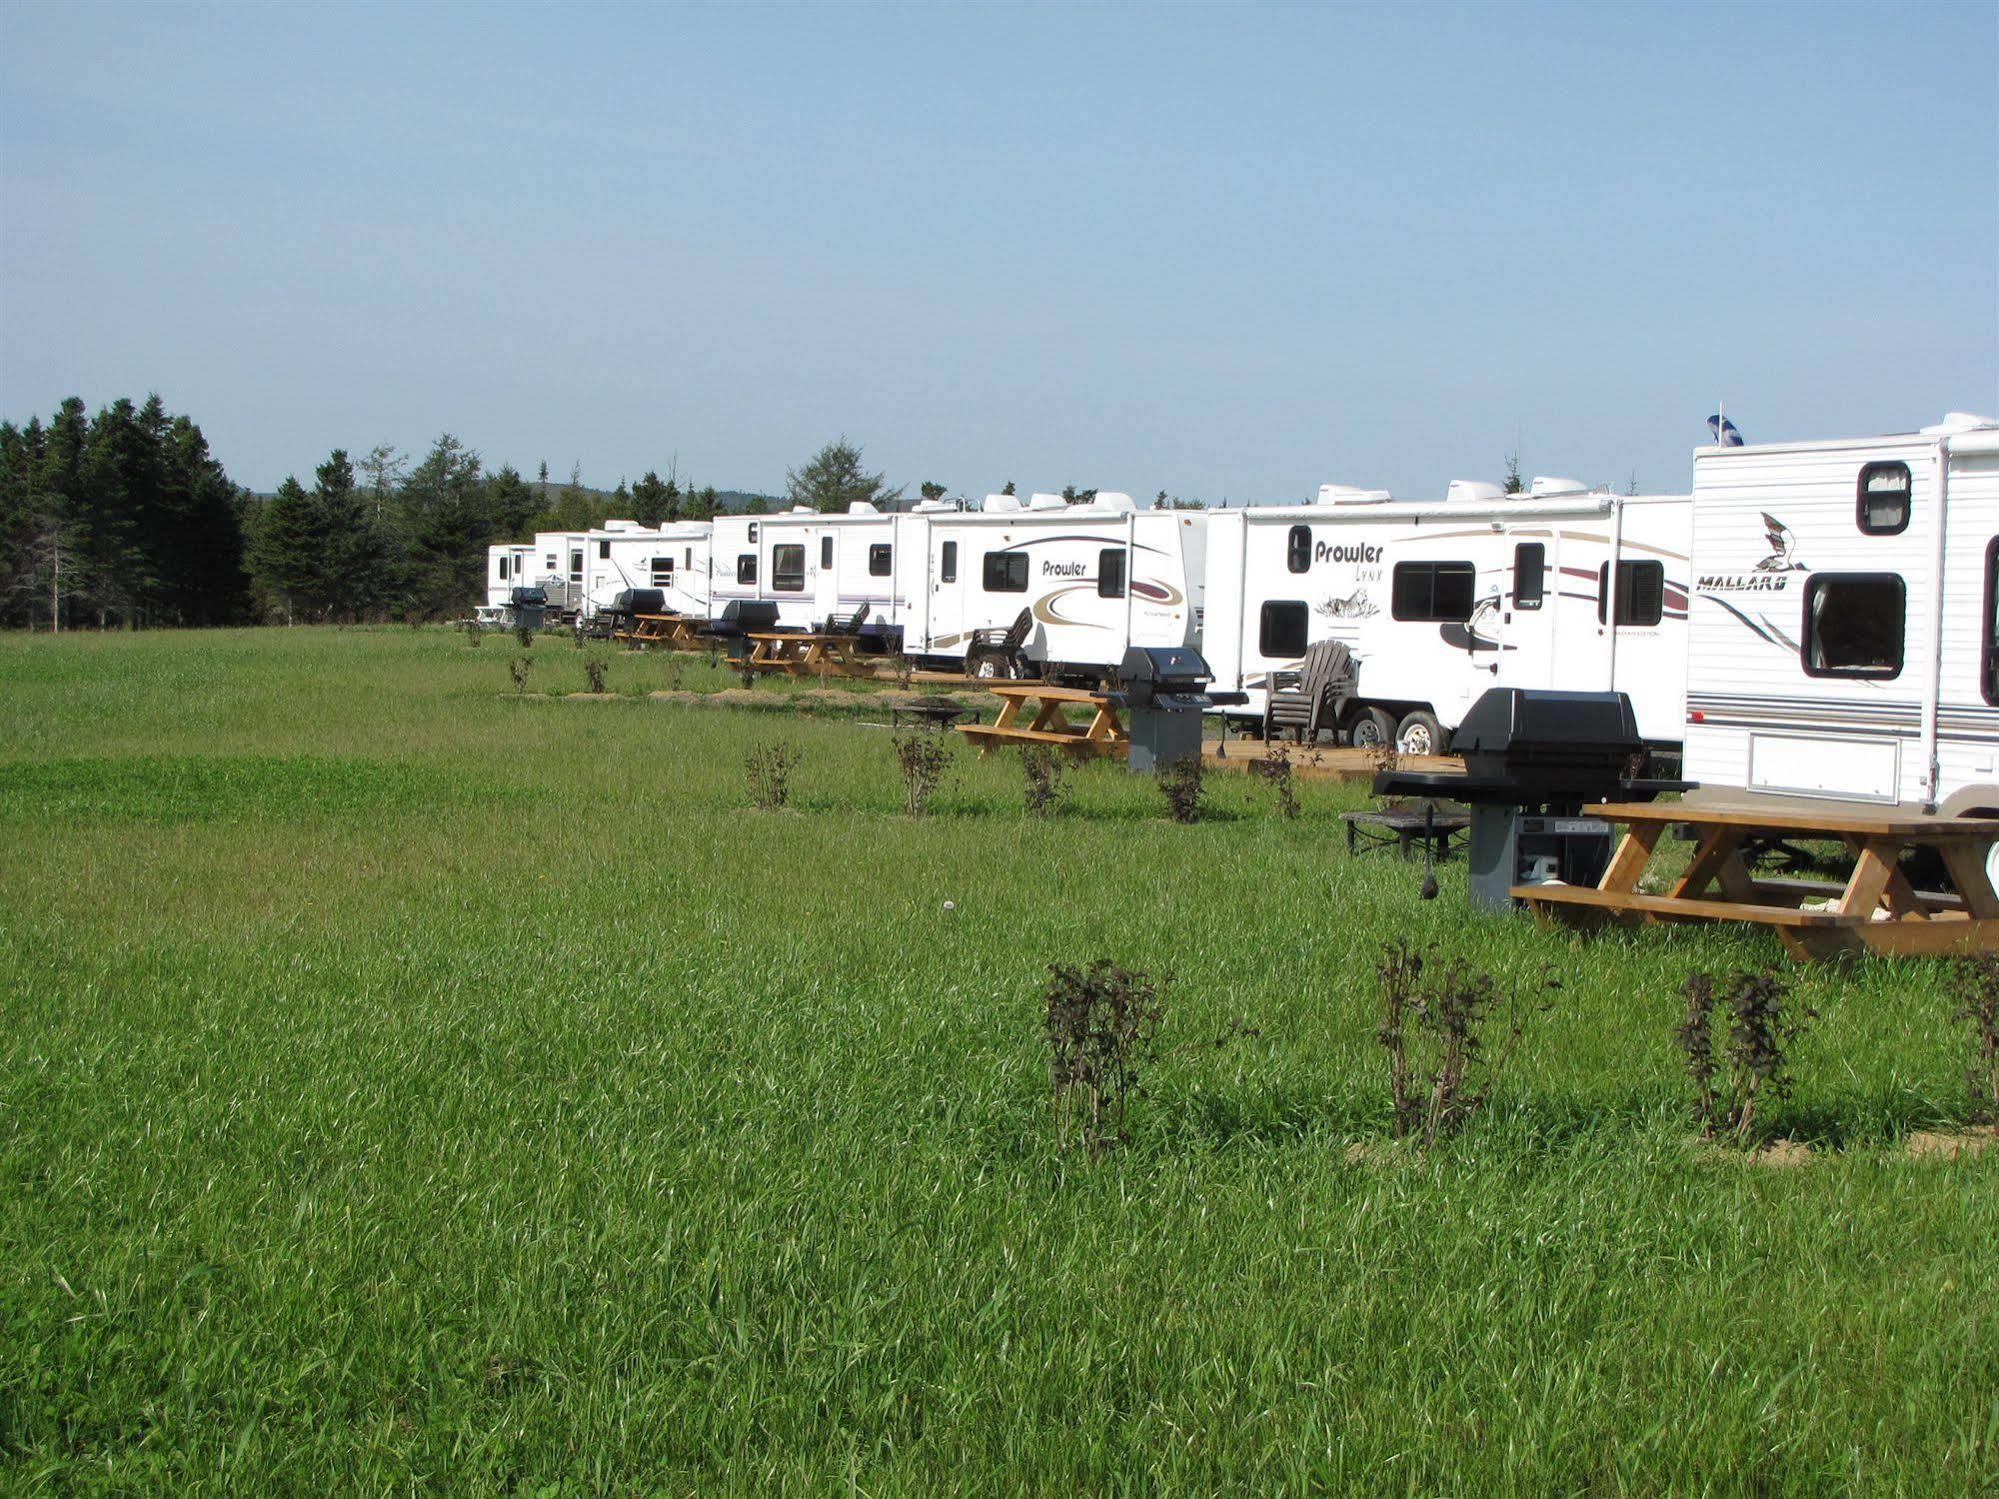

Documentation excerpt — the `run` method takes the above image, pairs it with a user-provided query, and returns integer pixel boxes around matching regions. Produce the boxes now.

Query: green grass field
[3,628,1995,1493]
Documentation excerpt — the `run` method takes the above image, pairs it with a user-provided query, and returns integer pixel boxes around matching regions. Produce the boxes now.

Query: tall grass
[0,627,1994,1491]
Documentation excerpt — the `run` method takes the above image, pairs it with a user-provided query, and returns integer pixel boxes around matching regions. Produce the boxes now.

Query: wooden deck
[1201,741,1462,783]
[1516,799,1999,961]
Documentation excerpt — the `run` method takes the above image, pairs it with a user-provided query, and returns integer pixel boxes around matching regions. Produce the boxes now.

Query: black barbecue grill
[1109,646,1246,773]
[1374,688,1691,910]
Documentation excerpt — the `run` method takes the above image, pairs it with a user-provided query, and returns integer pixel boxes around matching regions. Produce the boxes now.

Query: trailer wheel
[1395,711,1445,757]
[969,649,1012,681]
[1345,707,1396,749]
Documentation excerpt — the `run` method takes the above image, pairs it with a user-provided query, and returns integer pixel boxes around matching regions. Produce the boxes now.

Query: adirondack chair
[1262,638,1355,744]
[823,601,870,637]
[968,607,1036,679]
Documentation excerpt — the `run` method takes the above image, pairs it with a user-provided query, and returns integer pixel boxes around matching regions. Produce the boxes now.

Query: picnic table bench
[618,613,704,650]
[954,684,1129,757]
[1515,800,1999,961]
[729,631,877,679]
[1341,802,1471,860]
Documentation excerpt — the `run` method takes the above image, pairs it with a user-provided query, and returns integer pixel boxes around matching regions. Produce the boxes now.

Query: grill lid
[1450,688,1643,760]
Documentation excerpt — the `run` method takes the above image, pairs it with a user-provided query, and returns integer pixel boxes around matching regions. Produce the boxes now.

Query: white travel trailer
[519,529,594,618]
[707,503,935,640]
[1203,480,1691,754]
[485,542,537,608]
[1682,413,1999,824]
[578,520,712,619]
[899,493,1208,678]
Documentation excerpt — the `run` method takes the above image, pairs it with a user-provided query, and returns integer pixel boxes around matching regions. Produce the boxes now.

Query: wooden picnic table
[955,684,1129,757]
[618,613,704,650]
[1514,799,1999,961]
[730,631,877,679]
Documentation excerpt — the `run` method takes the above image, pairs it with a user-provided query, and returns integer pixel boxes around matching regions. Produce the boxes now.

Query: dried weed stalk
[1044,960,1168,1153]
[1249,742,1300,819]
[1948,955,1999,1134]
[745,742,800,810]
[1376,938,1545,1149]
[1022,744,1067,818]
[1155,757,1205,824]
[890,729,952,817]
[1677,966,1814,1143]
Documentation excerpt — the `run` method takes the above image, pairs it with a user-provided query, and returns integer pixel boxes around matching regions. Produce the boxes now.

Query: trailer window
[545,554,556,571]
[498,557,510,579]
[1391,561,1476,621]
[1857,461,1911,536]
[1286,526,1311,574]
[1597,560,1664,626]
[569,550,582,579]
[869,544,892,577]
[1098,548,1127,599]
[649,555,674,586]
[1513,544,1544,610]
[684,547,692,568]
[820,536,834,569]
[1986,539,1999,706]
[736,553,757,585]
[772,544,805,592]
[1802,573,1904,678]
[747,523,759,543]
[598,540,611,560]
[940,541,957,583]
[1259,601,1309,658]
[984,551,1028,592]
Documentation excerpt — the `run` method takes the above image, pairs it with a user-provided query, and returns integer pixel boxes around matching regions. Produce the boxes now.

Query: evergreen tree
[785,437,902,513]
[249,476,321,622]
[631,470,672,526]
[1503,451,1524,494]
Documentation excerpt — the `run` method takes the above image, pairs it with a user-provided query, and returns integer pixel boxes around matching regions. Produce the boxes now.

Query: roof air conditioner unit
[1446,479,1506,504]
[846,501,879,515]
[1318,484,1392,504]
[983,494,1022,513]
[1528,476,1587,497]
[1093,491,1135,513]
[1028,492,1068,511]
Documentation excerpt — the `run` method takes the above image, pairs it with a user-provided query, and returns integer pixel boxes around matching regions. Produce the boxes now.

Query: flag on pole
[1707,413,1744,446]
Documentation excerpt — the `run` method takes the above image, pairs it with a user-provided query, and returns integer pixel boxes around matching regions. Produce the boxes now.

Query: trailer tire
[1345,707,1396,749]
[968,649,1013,681]
[1395,711,1445,757]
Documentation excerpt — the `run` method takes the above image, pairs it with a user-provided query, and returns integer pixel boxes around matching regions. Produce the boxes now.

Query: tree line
[0,395,743,627]
[0,398,1208,630]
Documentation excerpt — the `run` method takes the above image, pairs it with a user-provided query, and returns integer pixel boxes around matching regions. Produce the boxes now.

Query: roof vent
[1528,476,1588,498]
[1317,483,1392,504]
[1446,479,1506,504]
[1923,411,1999,434]
[1028,492,1069,511]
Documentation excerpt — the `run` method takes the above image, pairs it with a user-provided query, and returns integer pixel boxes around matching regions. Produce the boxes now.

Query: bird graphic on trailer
[1754,513,1804,573]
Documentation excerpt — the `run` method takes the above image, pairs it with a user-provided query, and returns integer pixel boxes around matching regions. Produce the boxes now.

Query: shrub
[1249,742,1299,819]
[744,742,799,810]
[1044,959,1167,1153]
[508,657,531,694]
[1376,938,1541,1148]
[1677,966,1813,1143]
[464,620,484,647]
[1155,757,1204,824]
[513,620,534,650]
[1022,744,1066,818]
[583,657,607,694]
[663,658,684,693]
[890,729,952,817]
[1947,954,1999,1134]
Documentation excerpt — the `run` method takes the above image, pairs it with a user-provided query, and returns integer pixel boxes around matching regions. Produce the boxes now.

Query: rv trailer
[521,529,596,620]
[898,493,1208,680]
[706,503,947,643]
[485,542,537,609]
[577,520,713,621]
[1682,412,1999,833]
[1203,480,1691,754]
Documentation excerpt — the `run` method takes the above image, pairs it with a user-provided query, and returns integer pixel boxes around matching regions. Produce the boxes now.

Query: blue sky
[2,1,1994,500]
